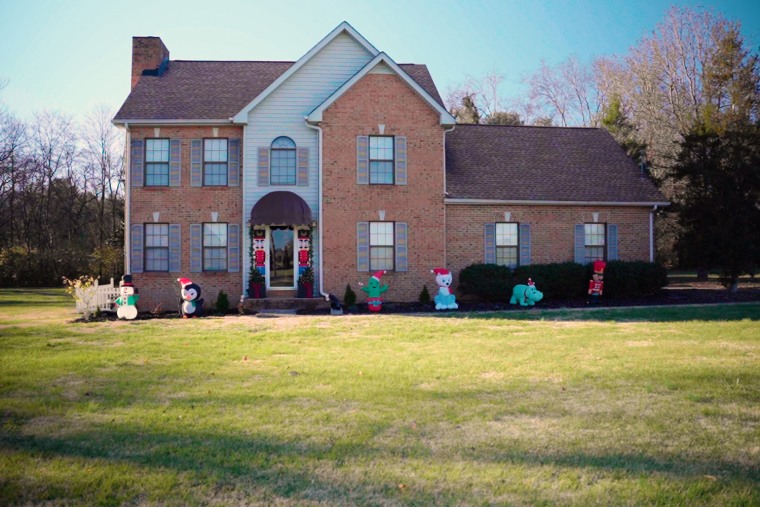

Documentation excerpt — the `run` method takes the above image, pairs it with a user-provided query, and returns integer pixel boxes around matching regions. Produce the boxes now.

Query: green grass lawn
[1,289,759,506]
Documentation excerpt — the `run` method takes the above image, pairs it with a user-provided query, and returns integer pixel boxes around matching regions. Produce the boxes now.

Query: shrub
[215,290,230,314]
[458,264,512,301]
[513,262,588,299]
[343,284,357,308]
[596,261,668,297]
[419,285,431,305]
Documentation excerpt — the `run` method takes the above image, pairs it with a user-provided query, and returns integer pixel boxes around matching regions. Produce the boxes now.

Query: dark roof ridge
[170,59,295,64]
[455,123,603,130]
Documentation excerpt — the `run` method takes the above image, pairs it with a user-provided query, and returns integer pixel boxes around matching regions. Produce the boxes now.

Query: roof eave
[444,198,671,207]
[112,118,236,126]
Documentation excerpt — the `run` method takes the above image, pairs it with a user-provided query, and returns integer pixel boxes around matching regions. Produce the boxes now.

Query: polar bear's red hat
[431,268,450,277]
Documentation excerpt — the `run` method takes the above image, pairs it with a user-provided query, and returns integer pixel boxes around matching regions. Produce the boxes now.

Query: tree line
[0,100,125,287]
[447,6,760,287]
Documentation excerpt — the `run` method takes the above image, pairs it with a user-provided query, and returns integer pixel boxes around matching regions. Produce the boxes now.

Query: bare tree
[524,57,600,127]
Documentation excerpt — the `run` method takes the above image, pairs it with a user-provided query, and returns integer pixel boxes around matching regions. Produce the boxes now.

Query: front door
[269,226,295,289]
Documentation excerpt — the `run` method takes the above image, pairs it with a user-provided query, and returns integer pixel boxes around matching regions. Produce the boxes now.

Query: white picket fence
[75,278,120,314]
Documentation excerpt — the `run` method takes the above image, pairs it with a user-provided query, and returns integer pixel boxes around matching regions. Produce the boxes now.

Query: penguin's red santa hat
[177,278,193,288]
[431,268,451,277]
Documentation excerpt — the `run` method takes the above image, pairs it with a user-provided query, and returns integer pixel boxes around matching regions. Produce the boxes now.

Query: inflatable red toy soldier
[253,229,266,275]
[588,260,606,305]
[297,229,310,275]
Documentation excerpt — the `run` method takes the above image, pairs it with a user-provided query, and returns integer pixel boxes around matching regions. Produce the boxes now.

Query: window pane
[369,161,394,184]
[145,163,169,186]
[204,247,227,271]
[271,136,295,149]
[145,247,169,271]
[370,222,394,246]
[496,246,518,268]
[270,148,296,185]
[145,139,169,162]
[585,246,605,263]
[370,246,394,271]
[145,224,169,247]
[584,224,605,246]
[496,223,518,246]
[203,223,227,247]
[204,139,228,162]
[369,136,393,160]
[204,163,227,185]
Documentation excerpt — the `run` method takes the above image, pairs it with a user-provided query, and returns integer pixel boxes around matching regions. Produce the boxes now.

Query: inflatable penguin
[115,275,140,320]
[177,277,204,318]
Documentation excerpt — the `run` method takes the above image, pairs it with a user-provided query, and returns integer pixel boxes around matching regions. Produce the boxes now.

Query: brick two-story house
[113,22,668,310]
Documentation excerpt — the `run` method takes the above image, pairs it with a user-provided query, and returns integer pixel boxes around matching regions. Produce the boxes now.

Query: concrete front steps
[242,296,329,313]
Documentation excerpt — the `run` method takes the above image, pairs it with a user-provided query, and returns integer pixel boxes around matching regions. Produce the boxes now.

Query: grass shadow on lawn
[435,303,760,323]
[2,415,758,505]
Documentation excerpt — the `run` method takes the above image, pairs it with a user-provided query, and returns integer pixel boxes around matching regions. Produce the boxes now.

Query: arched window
[270,136,296,185]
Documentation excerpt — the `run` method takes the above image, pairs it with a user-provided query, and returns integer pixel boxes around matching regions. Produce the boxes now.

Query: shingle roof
[445,124,667,203]
[114,61,443,121]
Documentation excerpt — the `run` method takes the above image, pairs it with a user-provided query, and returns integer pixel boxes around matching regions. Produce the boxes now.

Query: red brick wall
[321,73,446,302]
[129,126,243,311]
[445,204,653,280]
[131,37,169,90]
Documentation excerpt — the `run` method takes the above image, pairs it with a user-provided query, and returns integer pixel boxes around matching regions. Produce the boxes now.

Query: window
[584,223,606,263]
[145,223,169,271]
[145,139,169,186]
[369,221,394,270]
[203,139,228,186]
[496,222,519,267]
[270,136,296,185]
[369,136,394,184]
[203,223,227,271]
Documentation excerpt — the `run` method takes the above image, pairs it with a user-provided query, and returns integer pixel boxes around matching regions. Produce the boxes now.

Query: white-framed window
[203,139,228,186]
[369,136,394,184]
[145,139,169,186]
[203,223,227,271]
[584,223,606,263]
[369,221,395,270]
[145,223,169,271]
[496,222,519,267]
[270,136,296,185]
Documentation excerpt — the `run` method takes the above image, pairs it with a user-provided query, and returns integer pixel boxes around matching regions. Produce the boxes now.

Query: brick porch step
[242,297,329,313]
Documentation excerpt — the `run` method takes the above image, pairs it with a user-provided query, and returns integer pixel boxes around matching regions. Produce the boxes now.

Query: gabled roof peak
[231,21,379,123]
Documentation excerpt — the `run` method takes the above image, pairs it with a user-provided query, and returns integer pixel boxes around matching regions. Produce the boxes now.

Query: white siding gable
[242,31,375,287]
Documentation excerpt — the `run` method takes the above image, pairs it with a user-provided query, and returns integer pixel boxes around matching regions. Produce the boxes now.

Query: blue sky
[1,0,758,120]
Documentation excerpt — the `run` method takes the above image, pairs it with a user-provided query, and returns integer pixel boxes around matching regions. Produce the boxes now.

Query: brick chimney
[131,36,170,89]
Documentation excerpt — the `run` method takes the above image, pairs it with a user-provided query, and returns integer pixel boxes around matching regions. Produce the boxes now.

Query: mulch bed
[76,281,760,322]
[322,286,760,315]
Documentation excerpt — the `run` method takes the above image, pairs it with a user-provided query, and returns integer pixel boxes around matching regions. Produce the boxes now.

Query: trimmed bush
[215,291,230,314]
[460,261,668,301]
[458,264,512,301]
[513,262,588,299]
[343,284,357,308]
[594,261,668,297]
[419,285,431,305]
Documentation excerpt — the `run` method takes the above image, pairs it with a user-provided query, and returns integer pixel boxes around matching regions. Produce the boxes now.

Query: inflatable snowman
[115,275,140,320]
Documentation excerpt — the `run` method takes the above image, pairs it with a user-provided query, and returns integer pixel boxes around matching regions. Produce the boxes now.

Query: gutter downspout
[442,124,455,267]
[124,123,131,274]
[305,119,329,300]
[649,204,658,262]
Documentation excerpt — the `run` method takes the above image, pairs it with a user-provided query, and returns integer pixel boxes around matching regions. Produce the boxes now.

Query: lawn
[0,289,759,506]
